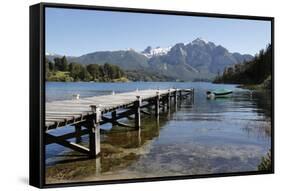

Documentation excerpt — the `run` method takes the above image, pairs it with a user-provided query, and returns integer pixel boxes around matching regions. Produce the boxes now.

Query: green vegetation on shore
[46,56,128,82]
[238,75,272,90]
[214,44,272,89]
[46,56,177,82]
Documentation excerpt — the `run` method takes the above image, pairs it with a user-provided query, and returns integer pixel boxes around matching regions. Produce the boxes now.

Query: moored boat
[206,89,233,99]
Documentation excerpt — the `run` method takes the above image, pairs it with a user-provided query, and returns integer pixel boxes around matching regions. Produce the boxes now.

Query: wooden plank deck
[45,88,192,130]
[45,88,194,158]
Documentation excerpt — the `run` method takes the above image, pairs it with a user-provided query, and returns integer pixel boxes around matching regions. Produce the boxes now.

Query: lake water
[45,82,271,184]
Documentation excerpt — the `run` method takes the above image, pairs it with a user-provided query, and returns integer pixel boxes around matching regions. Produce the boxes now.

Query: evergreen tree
[86,64,100,80]
[54,57,62,71]
[79,67,91,81]
[61,56,69,71]
[47,59,126,82]
[48,62,54,71]
[214,44,272,85]
[69,63,82,81]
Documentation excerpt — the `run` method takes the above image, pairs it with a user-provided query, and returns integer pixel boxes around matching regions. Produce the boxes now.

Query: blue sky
[46,7,271,56]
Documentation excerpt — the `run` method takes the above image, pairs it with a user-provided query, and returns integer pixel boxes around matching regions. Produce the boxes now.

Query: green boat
[206,89,233,99]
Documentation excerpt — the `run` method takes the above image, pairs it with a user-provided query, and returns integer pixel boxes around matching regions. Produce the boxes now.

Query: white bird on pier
[73,94,80,100]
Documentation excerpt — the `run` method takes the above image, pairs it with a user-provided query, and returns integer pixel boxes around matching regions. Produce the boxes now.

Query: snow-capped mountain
[141,46,172,58]
[46,38,254,81]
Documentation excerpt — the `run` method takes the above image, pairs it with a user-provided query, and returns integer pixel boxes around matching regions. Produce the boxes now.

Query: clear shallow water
[45,82,271,183]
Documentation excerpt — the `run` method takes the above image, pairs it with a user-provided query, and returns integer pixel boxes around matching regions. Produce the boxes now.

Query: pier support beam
[134,96,142,129]
[179,90,182,100]
[174,89,178,106]
[155,91,160,117]
[45,88,196,158]
[88,105,101,158]
[111,111,117,127]
[167,90,171,109]
[192,88,195,104]
[88,123,100,158]
[74,125,82,143]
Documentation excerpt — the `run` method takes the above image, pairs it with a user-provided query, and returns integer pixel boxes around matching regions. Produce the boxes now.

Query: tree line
[214,44,272,85]
[46,56,126,82]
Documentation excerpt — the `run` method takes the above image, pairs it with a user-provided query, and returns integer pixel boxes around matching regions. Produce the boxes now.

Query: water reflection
[45,82,271,184]
[46,98,190,183]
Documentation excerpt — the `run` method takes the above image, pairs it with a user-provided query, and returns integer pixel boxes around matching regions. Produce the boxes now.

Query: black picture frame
[30,2,274,188]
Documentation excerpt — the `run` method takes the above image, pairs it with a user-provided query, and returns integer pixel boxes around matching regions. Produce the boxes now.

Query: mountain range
[46,38,253,81]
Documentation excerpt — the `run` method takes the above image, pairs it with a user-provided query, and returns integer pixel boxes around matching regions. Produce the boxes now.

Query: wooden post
[74,125,82,143]
[179,90,182,100]
[192,88,195,104]
[167,89,171,109]
[111,110,117,126]
[174,89,178,106]
[134,96,141,129]
[155,91,160,117]
[88,105,101,158]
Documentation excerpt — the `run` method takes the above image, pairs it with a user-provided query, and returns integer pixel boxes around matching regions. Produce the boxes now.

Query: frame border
[29,2,274,188]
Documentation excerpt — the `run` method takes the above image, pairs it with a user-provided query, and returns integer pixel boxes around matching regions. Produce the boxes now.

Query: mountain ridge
[46,38,253,81]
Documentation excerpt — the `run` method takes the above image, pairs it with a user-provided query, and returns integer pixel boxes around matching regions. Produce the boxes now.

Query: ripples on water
[45,82,271,183]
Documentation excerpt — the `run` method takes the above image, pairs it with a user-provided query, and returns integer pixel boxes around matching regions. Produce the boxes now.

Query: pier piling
[155,91,160,118]
[135,96,142,129]
[167,89,171,109]
[45,88,194,158]
[174,89,178,105]
[88,105,101,158]
[75,125,82,143]
[111,111,117,127]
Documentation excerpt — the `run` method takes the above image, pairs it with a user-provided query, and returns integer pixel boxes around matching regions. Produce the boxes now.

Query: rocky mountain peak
[191,37,208,45]
[46,38,254,81]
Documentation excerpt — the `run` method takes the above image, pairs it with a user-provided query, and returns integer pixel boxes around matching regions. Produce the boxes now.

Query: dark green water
[45,82,271,183]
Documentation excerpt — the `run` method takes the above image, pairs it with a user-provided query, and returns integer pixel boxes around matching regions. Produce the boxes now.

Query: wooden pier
[45,88,194,158]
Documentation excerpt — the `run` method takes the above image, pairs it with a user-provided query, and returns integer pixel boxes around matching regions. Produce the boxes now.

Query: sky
[46,7,271,56]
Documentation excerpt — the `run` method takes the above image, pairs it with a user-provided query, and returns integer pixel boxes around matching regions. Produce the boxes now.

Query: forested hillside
[214,44,272,88]
[46,56,127,82]
[45,56,173,82]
